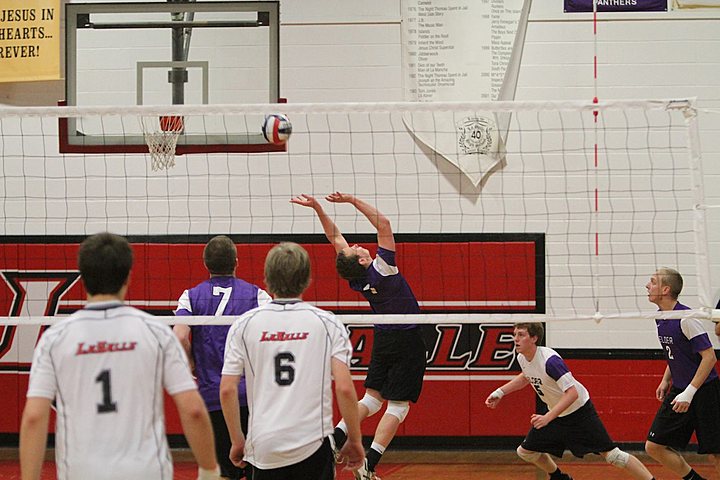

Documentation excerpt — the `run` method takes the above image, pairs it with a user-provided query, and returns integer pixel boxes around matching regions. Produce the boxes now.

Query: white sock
[370,441,386,454]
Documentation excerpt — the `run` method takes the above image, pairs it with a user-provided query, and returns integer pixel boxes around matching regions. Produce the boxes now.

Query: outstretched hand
[290,194,319,209]
[326,192,355,204]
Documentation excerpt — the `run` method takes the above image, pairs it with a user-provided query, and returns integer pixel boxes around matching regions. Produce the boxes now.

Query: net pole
[684,102,713,311]
[592,0,601,320]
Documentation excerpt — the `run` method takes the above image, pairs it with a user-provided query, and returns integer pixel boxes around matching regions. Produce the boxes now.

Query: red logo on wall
[0,234,543,373]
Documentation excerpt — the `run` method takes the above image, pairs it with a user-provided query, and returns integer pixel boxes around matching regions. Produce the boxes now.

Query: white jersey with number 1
[222,299,352,469]
[26,301,197,480]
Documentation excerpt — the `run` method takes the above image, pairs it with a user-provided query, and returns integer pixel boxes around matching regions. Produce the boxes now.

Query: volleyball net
[0,99,714,328]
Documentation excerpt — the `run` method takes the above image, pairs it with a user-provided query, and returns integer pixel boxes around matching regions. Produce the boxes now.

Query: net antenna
[140,115,184,171]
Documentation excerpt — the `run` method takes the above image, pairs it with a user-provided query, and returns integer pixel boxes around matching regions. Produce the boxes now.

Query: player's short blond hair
[656,267,683,299]
[264,242,311,298]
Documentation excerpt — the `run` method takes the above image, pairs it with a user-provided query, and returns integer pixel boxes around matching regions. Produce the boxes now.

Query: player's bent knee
[359,393,383,417]
[516,447,541,463]
[644,440,661,456]
[385,400,410,423]
[605,447,630,468]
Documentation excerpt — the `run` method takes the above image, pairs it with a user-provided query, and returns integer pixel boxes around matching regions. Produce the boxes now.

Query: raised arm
[326,193,395,251]
[291,194,349,253]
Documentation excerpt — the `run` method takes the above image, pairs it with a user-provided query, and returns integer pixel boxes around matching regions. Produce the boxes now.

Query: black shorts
[251,437,335,480]
[521,401,615,458]
[647,378,720,454]
[364,327,427,402]
[210,406,250,480]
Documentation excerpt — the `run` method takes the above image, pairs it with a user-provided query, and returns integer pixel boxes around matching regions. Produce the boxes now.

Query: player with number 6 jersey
[20,233,220,480]
[220,242,364,479]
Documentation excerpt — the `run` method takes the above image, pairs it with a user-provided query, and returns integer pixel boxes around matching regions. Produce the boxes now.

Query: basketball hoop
[140,115,184,171]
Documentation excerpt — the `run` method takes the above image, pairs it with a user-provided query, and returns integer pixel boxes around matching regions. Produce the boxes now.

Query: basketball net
[140,115,184,171]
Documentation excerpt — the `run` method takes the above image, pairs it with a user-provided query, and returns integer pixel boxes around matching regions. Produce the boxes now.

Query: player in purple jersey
[174,235,271,480]
[291,193,427,480]
[645,268,720,480]
[485,323,656,480]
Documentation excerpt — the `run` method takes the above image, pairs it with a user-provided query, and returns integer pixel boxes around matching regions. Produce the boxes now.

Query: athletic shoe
[550,474,573,480]
[353,458,381,480]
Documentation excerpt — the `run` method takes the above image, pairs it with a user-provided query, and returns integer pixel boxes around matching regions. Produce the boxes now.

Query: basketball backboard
[61,1,283,154]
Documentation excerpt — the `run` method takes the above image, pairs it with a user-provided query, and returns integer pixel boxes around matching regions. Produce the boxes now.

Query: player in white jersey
[485,323,655,480]
[220,242,364,479]
[19,232,220,480]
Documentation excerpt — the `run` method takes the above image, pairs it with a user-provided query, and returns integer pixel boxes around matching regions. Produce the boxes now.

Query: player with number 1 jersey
[21,233,218,480]
[28,305,196,479]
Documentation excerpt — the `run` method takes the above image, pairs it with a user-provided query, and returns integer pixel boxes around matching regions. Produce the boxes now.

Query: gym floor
[0,449,715,479]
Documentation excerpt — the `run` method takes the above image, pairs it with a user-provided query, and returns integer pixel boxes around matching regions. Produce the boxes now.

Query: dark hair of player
[335,251,367,280]
[78,232,133,295]
[204,235,237,275]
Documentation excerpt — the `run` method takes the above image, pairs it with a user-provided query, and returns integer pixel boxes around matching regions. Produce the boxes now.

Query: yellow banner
[0,0,60,82]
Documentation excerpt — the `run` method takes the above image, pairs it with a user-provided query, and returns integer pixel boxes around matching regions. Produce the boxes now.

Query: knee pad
[516,447,541,463]
[385,400,410,423]
[359,393,383,417]
[605,447,630,468]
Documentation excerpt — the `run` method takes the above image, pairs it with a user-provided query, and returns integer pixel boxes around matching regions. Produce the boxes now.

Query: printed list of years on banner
[403,0,523,102]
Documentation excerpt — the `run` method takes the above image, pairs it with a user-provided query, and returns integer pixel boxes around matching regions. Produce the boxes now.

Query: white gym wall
[1,0,719,349]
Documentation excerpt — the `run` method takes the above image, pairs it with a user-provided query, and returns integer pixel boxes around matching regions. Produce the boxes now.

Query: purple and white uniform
[349,247,419,329]
[175,276,270,410]
[656,302,717,390]
[518,346,590,416]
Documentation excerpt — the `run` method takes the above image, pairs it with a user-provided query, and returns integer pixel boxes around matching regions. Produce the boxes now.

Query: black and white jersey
[222,299,352,469]
[26,301,197,480]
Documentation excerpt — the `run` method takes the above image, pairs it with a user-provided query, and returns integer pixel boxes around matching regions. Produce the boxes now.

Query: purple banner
[564,0,667,12]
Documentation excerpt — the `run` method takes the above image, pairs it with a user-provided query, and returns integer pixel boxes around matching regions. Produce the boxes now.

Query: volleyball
[262,114,292,145]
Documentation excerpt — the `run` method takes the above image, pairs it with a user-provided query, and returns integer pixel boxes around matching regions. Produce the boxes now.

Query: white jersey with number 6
[222,299,352,469]
[26,301,197,480]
